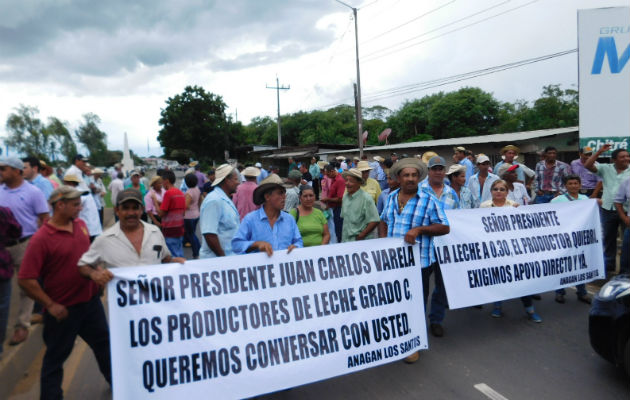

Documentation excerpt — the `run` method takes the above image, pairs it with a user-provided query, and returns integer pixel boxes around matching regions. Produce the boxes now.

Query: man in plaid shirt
[379,157,449,364]
[534,146,569,203]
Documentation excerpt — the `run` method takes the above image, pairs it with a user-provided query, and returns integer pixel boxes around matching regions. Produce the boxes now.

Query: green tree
[5,105,46,157]
[44,117,76,163]
[522,84,578,130]
[386,93,443,142]
[158,85,229,161]
[74,113,108,165]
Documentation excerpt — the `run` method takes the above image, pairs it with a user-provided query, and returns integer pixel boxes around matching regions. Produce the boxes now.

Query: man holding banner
[379,157,449,363]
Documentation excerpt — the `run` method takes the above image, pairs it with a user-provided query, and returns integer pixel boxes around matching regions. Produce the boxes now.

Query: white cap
[476,155,490,164]
[255,162,262,168]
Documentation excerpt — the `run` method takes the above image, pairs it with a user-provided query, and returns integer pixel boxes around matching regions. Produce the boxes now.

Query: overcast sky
[0,0,627,158]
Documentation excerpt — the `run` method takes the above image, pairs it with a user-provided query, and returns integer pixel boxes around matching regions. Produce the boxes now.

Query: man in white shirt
[63,174,102,240]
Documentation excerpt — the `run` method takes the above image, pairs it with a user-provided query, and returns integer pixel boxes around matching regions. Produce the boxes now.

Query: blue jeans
[184,218,200,258]
[41,296,111,400]
[332,207,343,243]
[165,236,184,258]
[601,209,621,272]
[621,227,630,274]
[534,193,555,204]
[428,263,448,325]
[0,279,11,355]
[555,284,587,297]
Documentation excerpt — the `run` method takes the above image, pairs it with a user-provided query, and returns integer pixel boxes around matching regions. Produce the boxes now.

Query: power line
[362,49,577,103]
[313,48,576,109]
[362,0,457,45]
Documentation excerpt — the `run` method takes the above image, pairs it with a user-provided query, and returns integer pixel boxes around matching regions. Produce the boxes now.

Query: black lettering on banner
[358,281,404,309]
[292,295,313,321]
[279,259,316,286]
[370,313,410,343]
[117,276,176,307]
[370,246,414,272]
[467,265,513,288]
[130,317,163,347]
[313,288,358,317]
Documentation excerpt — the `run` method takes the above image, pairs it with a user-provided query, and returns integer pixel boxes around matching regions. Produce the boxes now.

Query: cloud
[0,0,339,87]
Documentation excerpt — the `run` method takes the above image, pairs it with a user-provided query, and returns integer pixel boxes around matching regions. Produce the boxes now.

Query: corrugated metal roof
[317,126,578,155]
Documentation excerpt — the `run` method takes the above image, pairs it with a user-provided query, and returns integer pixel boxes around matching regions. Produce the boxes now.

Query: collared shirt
[309,163,320,180]
[535,160,570,193]
[455,186,478,209]
[614,177,630,212]
[570,159,601,189]
[341,189,380,242]
[92,178,106,209]
[65,164,88,190]
[144,188,165,215]
[380,187,449,267]
[199,186,240,258]
[194,171,206,189]
[108,178,124,206]
[551,193,589,203]
[597,164,630,211]
[79,221,171,268]
[284,186,300,212]
[232,207,303,254]
[494,160,526,182]
[0,181,49,238]
[256,168,269,184]
[30,174,54,200]
[420,181,459,210]
[458,158,474,185]
[468,172,500,205]
[507,182,531,206]
[19,219,98,306]
[232,181,259,220]
[80,193,103,236]
[361,178,382,204]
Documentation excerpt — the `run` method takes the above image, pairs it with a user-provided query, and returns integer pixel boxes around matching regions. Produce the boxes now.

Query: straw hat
[253,174,285,205]
[356,161,372,171]
[189,161,199,167]
[421,151,438,164]
[149,175,163,187]
[500,145,520,155]
[92,167,104,174]
[62,174,82,184]
[242,166,261,177]
[342,168,364,184]
[212,164,235,186]
[373,155,385,163]
[317,160,329,169]
[390,158,428,181]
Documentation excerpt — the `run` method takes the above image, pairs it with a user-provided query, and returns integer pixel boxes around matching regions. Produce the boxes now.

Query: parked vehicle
[589,274,630,377]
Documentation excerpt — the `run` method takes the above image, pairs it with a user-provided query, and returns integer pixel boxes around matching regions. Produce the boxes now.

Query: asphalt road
[9,285,629,400]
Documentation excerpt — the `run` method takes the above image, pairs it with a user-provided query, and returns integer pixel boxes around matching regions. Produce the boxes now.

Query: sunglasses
[492,187,507,192]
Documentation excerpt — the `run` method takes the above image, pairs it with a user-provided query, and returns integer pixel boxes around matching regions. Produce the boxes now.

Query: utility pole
[266,76,290,148]
[336,0,363,158]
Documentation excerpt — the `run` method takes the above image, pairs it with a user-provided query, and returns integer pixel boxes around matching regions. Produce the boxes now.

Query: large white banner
[434,200,604,309]
[107,238,426,399]
[578,7,630,154]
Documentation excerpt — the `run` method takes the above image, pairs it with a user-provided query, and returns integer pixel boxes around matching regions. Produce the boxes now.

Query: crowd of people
[0,141,628,396]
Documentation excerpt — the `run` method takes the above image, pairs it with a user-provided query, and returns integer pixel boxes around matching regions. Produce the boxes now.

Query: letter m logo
[591,37,630,74]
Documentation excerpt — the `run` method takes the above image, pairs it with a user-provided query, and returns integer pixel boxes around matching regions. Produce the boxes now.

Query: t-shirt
[160,187,185,237]
[0,181,49,238]
[289,208,327,247]
[596,164,630,211]
[551,194,589,203]
[327,174,346,208]
[184,186,201,220]
[19,219,98,306]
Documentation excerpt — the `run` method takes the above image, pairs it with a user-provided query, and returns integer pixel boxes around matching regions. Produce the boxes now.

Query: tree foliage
[158,85,230,162]
[75,113,108,165]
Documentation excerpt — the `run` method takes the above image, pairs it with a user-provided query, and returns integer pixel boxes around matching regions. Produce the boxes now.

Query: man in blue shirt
[199,164,241,258]
[378,157,449,363]
[232,174,303,255]
[22,156,54,200]
[453,146,474,185]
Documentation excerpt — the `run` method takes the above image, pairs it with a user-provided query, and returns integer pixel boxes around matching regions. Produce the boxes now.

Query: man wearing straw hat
[356,161,382,204]
[341,168,380,242]
[233,166,260,221]
[378,158,449,363]
[232,174,302,256]
[199,164,241,258]
[495,145,526,183]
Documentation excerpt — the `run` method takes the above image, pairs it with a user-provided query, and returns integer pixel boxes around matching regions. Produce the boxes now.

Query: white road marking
[474,383,509,400]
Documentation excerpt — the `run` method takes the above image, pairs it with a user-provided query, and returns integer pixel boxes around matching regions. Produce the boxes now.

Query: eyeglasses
[492,187,507,192]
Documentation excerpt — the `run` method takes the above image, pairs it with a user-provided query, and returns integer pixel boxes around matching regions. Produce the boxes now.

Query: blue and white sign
[578,7,630,154]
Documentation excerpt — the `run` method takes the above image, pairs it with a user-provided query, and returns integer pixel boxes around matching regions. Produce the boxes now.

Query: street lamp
[336,0,364,158]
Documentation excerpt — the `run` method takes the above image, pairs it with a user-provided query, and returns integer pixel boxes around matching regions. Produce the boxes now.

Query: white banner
[578,7,630,154]
[107,238,426,399]
[434,200,604,309]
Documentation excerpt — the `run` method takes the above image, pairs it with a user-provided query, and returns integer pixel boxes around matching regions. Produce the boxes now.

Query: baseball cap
[73,154,88,162]
[0,156,24,170]
[476,154,490,164]
[49,185,88,204]
[288,170,302,181]
[427,156,446,168]
[580,146,593,154]
[446,164,466,175]
[255,162,262,168]
[116,188,144,206]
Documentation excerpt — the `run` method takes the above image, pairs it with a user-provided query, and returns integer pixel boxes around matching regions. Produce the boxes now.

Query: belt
[6,235,32,247]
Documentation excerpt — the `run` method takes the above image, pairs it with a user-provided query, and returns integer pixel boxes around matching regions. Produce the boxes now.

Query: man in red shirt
[156,170,186,257]
[18,185,111,400]
[320,164,345,242]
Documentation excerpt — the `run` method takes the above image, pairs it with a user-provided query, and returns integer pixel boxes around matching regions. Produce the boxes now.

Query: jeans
[332,207,343,243]
[41,296,111,400]
[428,263,448,325]
[534,193,555,204]
[601,209,621,272]
[0,279,11,355]
[165,236,184,258]
[621,227,629,274]
[184,218,200,258]
[555,284,587,297]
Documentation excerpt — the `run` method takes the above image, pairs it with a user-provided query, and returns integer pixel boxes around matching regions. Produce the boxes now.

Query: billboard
[578,7,630,154]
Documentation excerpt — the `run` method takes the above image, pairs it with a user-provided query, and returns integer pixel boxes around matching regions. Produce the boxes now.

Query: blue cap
[0,156,24,170]
[427,156,446,168]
